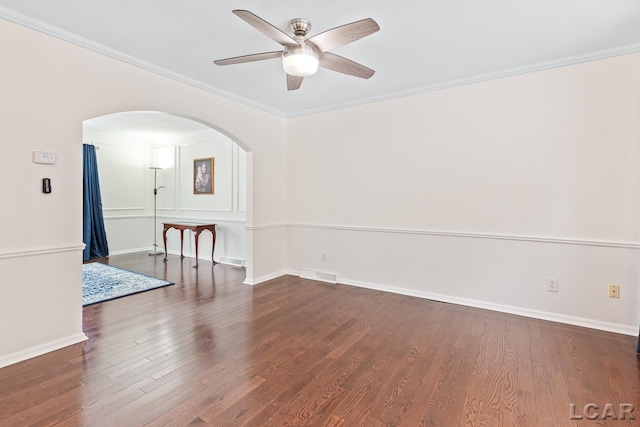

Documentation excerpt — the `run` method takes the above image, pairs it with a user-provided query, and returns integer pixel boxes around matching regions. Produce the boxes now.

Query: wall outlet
[321,252,326,262]
[608,284,620,298]
[546,277,559,292]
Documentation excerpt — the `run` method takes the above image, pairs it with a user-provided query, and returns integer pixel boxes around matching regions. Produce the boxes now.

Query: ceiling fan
[213,10,380,91]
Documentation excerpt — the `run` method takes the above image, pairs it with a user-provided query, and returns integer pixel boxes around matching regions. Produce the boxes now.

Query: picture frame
[193,157,214,195]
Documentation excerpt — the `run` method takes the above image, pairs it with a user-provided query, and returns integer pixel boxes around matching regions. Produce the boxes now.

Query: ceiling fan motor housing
[290,18,311,36]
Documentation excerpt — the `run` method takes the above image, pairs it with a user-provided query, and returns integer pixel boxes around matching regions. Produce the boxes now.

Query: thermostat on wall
[33,151,56,164]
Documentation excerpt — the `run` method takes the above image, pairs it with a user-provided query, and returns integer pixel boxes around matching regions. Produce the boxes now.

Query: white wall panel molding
[96,143,146,211]
[288,223,640,250]
[158,215,246,224]
[177,208,234,213]
[0,244,85,260]
[245,223,288,231]
[104,214,150,220]
[0,332,88,369]
[177,140,233,212]
[232,143,239,212]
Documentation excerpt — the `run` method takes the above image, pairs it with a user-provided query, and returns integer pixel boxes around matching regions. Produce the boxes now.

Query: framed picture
[193,157,214,194]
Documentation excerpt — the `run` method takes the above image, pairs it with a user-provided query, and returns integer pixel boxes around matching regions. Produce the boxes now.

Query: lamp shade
[152,146,175,169]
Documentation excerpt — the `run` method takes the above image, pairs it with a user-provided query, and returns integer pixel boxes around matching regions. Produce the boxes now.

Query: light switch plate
[33,151,56,164]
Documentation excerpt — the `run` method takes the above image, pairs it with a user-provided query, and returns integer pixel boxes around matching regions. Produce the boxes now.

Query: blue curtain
[83,144,109,261]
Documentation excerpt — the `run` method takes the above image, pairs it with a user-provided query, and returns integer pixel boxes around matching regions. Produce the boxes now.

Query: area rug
[82,262,174,306]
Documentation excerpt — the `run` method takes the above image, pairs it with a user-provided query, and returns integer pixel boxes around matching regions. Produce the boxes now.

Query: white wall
[2,13,639,370]
[84,128,248,263]
[287,53,640,334]
[81,134,149,254]
[152,131,248,263]
[0,18,287,367]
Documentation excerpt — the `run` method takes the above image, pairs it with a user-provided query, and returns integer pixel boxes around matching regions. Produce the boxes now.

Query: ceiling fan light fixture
[282,46,319,77]
[214,11,380,90]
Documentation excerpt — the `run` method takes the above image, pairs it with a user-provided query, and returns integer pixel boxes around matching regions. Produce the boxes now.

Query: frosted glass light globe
[282,46,319,77]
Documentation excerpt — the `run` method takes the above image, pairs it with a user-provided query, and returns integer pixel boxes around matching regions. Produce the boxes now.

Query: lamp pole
[149,167,165,256]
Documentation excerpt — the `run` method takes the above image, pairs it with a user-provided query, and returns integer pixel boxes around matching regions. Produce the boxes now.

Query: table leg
[179,229,184,259]
[162,226,168,261]
[194,230,200,268]
[211,229,217,264]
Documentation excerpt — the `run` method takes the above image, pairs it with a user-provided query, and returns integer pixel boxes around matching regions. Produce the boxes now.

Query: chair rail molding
[245,223,288,231]
[0,244,86,260]
[287,222,640,250]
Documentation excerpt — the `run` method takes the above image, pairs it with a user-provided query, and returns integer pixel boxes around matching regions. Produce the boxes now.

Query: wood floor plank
[0,252,637,426]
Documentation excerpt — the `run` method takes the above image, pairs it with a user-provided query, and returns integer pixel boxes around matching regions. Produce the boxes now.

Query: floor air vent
[218,257,245,267]
[299,268,338,284]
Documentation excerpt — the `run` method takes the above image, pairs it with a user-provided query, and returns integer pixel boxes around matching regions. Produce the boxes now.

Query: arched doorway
[83,111,251,275]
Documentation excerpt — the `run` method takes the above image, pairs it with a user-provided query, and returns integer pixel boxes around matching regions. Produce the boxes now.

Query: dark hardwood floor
[1,253,639,426]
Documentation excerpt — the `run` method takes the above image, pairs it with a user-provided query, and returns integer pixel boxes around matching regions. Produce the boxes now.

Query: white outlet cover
[546,277,559,292]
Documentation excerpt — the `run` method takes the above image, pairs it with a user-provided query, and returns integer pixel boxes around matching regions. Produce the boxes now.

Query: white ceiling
[2,0,640,117]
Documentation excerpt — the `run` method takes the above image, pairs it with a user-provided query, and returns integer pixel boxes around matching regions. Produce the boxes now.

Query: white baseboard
[109,249,244,268]
[286,269,638,337]
[109,247,153,256]
[342,278,638,336]
[243,270,289,286]
[0,332,89,369]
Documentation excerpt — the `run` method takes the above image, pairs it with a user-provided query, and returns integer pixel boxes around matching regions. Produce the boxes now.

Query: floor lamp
[149,167,165,256]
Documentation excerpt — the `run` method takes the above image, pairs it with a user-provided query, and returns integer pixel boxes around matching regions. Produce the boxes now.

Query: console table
[162,222,216,268]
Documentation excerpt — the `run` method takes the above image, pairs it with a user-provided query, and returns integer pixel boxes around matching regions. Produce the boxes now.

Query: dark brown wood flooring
[1,252,639,426]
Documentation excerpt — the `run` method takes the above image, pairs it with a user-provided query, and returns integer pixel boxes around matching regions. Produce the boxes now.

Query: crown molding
[0,7,287,118]
[287,42,640,118]
[3,6,639,119]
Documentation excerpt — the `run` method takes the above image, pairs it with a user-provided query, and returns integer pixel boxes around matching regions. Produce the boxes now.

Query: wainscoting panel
[0,247,87,367]
[287,223,640,334]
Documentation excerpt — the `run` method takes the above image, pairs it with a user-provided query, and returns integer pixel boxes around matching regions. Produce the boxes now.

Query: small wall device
[33,151,56,164]
[42,178,52,193]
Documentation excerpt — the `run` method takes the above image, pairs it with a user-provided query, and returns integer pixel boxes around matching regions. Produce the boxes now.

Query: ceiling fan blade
[287,74,304,91]
[319,53,375,79]
[233,10,301,47]
[306,18,379,53]
[214,51,283,66]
